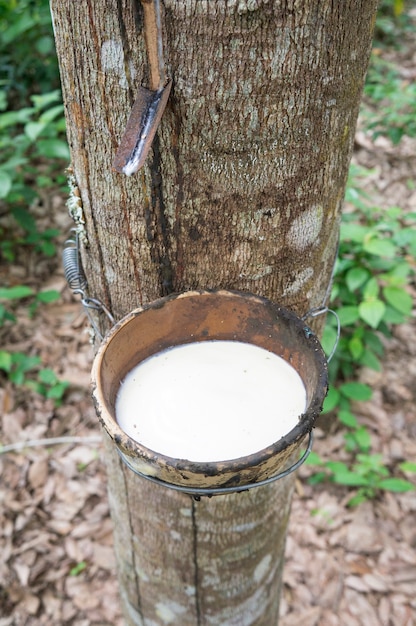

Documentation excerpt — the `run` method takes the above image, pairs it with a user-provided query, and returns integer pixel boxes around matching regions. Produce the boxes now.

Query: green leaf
[308,472,327,485]
[363,277,379,300]
[338,410,358,428]
[399,462,416,473]
[36,139,70,161]
[304,451,323,466]
[35,34,55,56]
[340,223,368,243]
[347,492,369,507]
[1,13,36,46]
[395,227,416,251]
[39,104,65,124]
[0,351,12,372]
[36,290,61,304]
[349,336,364,360]
[0,286,34,300]
[12,207,37,233]
[359,299,386,329]
[25,380,44,395]
[0,170,12,199]
[0,107,34,130]
[12,353,41,373]
[38,240,56,257]
[359,349,382,372]
[47,381,69,400]
[340,382,372,401]
[363,238,396,258]
[326,461,349,474]
[31,91,61,111]
[43,228,61,239]
[353,426,372,452]
[0,91,6,112]
[355,453,384,471]
[385,206,402,220]
[363,331,384,355]
[344,433,357,452]
[70,561,87,577]
[346,267,370,293]
[322,387,340,413]
[383,305,405,325]
[331,471,369,487]
[0,304,15,325]
[393,0,404,17]
[321,325,338,357]
[25,121,47,141]
[383,286,413,316]
[38,368,58,385]
[378,478,415,493]
[337,306,360,326]
[55,117,67,133]
[330,283,339,301]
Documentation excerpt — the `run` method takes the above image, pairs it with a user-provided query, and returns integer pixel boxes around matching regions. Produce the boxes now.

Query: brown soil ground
[1,45,415,626]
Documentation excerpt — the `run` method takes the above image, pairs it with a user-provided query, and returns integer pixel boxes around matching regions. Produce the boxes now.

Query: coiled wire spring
[62,232,88,295]
[62,230,114,339]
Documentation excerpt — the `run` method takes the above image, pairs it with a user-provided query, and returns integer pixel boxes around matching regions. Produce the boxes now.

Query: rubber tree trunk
[50,1,377,624]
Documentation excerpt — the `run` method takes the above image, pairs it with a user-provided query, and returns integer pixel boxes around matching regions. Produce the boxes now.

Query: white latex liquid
[115,340,307,462]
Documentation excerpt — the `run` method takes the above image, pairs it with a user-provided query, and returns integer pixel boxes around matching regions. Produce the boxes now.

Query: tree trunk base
[103,432,295,626]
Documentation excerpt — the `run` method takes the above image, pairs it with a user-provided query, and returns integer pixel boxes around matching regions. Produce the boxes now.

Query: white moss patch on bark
[287,205,324,252]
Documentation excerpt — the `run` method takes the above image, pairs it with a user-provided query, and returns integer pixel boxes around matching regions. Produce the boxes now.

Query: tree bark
[50,1,378,624]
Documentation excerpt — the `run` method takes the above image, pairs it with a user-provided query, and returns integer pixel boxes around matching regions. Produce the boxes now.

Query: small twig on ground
[0,436,102,455]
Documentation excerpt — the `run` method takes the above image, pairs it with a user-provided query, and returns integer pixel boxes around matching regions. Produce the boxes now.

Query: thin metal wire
[117,430,314,498]
[301,253,341,363]
[301,306,341,363]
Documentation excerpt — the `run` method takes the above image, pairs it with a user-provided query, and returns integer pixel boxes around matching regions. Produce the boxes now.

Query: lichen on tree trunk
[50,0,378,623]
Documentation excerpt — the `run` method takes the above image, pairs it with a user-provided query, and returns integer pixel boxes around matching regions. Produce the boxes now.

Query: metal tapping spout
[113,0,172,176]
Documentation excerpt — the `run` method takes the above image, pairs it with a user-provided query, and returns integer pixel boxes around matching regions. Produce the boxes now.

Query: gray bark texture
[50,0,378,624]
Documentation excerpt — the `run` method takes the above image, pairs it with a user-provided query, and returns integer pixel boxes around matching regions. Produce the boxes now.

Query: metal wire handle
[302,306,340,363]
[117,430,314,499]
